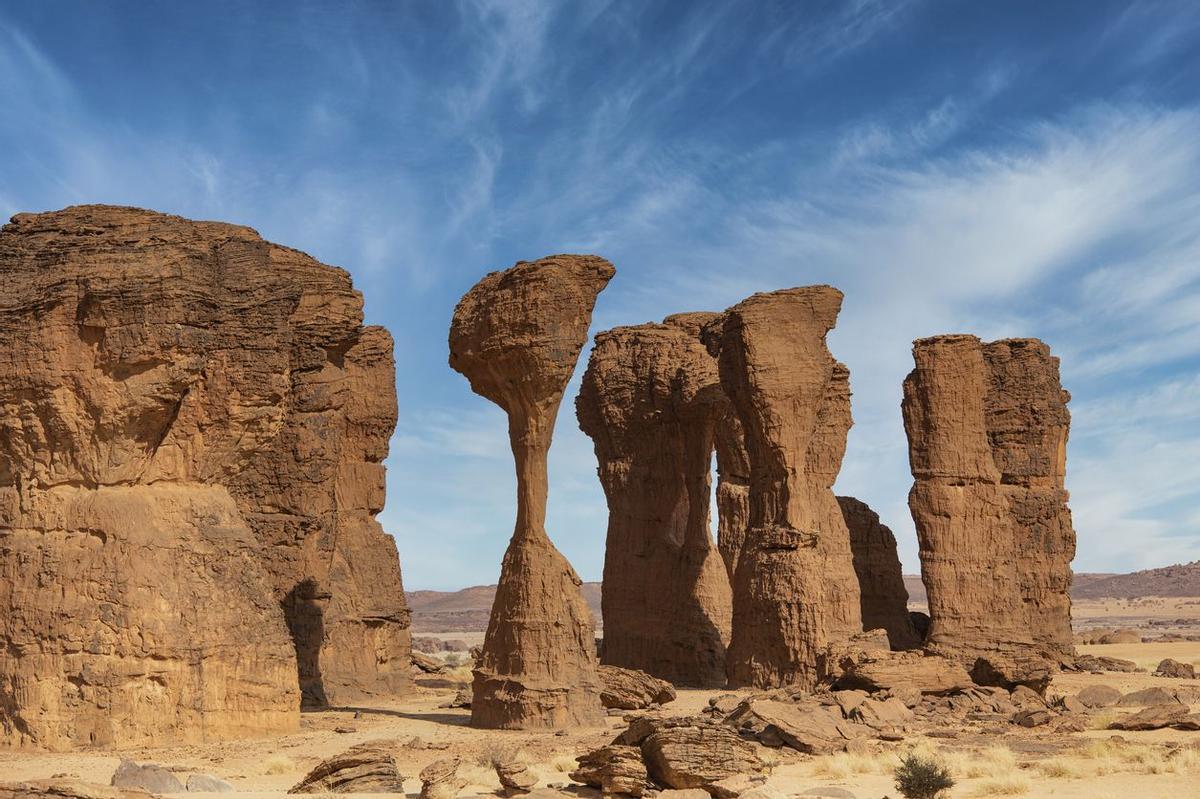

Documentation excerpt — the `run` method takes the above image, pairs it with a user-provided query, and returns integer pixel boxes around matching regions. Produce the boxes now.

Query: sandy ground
[3,629,1199,797]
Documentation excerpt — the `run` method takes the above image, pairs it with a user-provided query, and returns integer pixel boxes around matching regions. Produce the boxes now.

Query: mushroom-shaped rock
[577,314,733,686]
[449,255,613,729]
[420,757,468,799]
[703,287,863,689]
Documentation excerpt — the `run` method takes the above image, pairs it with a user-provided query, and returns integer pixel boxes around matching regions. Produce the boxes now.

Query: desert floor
[2,619,1199,798]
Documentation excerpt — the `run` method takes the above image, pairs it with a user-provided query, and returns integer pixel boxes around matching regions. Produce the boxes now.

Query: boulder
[703,288,863,689]
[570,745,648,796]
[110,762,182,794]
[185,774,233,793]
[707,774,767,799]
[828,646,973,696]
[837,497,920,650]
[411,651,446,673]
[1097,629,1141,644]
[1154,658,1196,679]
[849,697,914,731]
[902,336,1075,687]
[1080,676,1123,705]
[1012,708,1055,727]
[1117,687,1184,707]
[577,316,734,687]
[288,742,406,794]
[449,255,613,729]
[640,717,763,789]
[725,698,860,755]
[0,781,153,799]
[496,761,538,796]
[0,207,413,747]
[419,757,467,799]
[599,666,678,710]
[1071,655,1140,673]
[1109,705,1190,731]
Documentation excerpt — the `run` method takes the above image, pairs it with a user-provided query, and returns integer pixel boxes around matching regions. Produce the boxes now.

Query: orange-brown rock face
[837,497,920,650]
[0,206,411,749]
[902,335,1075,687]
[577,313,732,687]
[704,287,863,690]
[715,411,750,581]
[449,255,612,729]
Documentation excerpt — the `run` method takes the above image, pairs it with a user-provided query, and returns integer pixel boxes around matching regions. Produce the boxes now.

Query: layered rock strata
[448,255,612,728]
[703,287,863,689]
[0,206,411,749]
[902,334,1075,687]
[577,314,732,686]
[837,496,920,650]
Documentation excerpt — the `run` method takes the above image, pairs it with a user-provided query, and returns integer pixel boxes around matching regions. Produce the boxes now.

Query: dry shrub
[1076,739,1200,775]
[894,752,955,799]
[551,754,579,773]
[809,751,889,778]
[967,773,1031,796]
[262,754,294,775]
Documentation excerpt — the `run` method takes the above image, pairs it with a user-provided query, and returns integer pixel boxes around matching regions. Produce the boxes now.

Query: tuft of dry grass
[262,754,294,775]
[809,751,888,778]
[967,773,1031,796]
[551,754,578,773]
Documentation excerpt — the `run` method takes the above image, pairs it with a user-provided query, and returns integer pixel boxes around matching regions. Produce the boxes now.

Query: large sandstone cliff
[704,287,863,690]
[902,334,1075,687]
[449,255,611,729]
[0,206,410,749]
[577,313,732,687]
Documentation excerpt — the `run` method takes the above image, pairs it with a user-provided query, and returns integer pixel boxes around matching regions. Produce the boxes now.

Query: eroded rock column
[902,335,1075,687]
[577,313,732,687]
[0,206,413,747]
[449,255,612,729]
[837,496,920,650]
[705,286,863,689]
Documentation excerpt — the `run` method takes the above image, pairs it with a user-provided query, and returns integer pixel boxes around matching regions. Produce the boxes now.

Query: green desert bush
[894,753,956,799]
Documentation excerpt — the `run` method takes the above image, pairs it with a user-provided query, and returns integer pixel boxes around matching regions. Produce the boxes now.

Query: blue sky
[3,1,1199,590]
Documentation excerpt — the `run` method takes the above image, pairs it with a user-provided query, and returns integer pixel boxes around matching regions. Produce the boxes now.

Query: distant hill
[407,563,1198,632]
[1070,561,1200,600]
[408,582,602,632]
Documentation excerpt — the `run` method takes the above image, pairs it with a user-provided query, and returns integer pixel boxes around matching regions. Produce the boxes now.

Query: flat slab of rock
[725,698,860,755]
[111,762,182,794]
[1,781,153,799]
[828,646,973,696]
[289,742,406,794]
[1109,704,1190,731]
[599,665,678,709]
[1117,687,1184,706]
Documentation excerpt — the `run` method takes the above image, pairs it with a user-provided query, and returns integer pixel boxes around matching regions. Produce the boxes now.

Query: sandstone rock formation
[419,757,467,799]
[0,781,152,799]
[577,314,732,686]
[289,741,407,794]
[448,255,612,729]
[598,665,678,710]
[836,496,920,650]
[570,745,649,796]
[714,412,750,581]
[902,335,1075,687]
[703,287,862,689]
[0,206,411,749]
